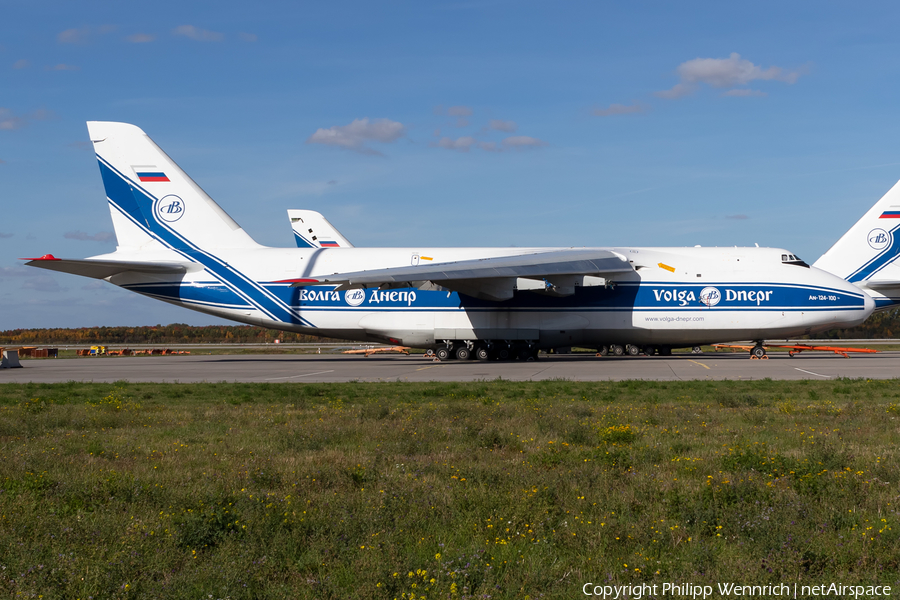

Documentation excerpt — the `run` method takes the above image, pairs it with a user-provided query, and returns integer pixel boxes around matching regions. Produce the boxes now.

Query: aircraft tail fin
[288,209,354,248]
[813,178,900,285]
[87,121,261,252]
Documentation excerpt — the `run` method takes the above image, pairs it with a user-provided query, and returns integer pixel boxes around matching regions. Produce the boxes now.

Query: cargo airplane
[24,122,900,360]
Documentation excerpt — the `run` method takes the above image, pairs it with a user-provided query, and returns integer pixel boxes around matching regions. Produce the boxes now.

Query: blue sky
[3,1,900,329]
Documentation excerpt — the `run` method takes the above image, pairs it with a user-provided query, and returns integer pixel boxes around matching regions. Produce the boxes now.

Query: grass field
[1,379,899,599]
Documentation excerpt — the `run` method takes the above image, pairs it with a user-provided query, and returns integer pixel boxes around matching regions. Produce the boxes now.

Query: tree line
[2,310,898,345]
[0,324,351,345]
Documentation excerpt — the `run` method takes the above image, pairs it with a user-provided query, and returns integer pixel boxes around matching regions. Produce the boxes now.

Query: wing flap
[24,255,193,279]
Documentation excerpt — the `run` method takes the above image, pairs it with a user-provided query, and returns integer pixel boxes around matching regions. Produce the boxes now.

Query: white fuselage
[105,244,875,349]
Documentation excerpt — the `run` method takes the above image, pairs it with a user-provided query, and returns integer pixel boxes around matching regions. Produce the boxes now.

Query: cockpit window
[781,253,809,268]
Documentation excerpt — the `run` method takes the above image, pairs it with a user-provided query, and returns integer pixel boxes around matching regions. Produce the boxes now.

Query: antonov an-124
[25,122,900,360]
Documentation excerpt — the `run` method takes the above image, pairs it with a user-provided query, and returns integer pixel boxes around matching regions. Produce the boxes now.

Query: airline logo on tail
[868,229,890,250]
[155,195,185,223]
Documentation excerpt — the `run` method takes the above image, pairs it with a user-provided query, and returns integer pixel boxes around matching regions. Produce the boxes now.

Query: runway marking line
[415,365,443,371]
[687,360,710,370]
[794,368,831,379]
[264,370,335,380]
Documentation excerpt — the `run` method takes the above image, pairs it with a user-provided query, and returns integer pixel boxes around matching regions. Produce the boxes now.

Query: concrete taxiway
[1,351,898,383]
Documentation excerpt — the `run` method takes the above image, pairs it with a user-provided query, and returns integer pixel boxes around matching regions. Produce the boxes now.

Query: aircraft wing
[292,249,634,301]
[24,255,194,279]
[859,280,900,294]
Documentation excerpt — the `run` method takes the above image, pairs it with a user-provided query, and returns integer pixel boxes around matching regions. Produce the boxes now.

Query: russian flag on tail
[137,172,170,182]
[320,241,340,247]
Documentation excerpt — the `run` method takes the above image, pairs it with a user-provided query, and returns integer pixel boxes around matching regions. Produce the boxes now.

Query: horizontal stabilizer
[24,254,194,280]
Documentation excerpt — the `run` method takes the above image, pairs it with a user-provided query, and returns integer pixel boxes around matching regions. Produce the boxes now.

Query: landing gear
[598,346,609,356]
[475,346,490,361]
[455,346,471,360]
[658,346,672,356]
[435,347,451,360]
[610,345,625,356]
[691,346,703,355]
[626,344,640,356]
[751,344,767,359]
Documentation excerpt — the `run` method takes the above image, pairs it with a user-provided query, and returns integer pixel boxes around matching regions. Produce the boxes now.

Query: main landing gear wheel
[435,347,451,361]
[611,345,625,356]
[691,346,703,355]
[475,347,490,361]
[626,344,640,356]
[751,345,767,359]
[455,346,471,360]
[658,346,672,356]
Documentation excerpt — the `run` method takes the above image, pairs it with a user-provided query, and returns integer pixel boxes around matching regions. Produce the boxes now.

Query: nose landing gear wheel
[691,346,702,354]
[751,345,767,359]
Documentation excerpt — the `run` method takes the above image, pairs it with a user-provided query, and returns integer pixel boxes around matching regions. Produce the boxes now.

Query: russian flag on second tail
[319,241,340,247]
[879,211,900,218]
[137,171,170,182]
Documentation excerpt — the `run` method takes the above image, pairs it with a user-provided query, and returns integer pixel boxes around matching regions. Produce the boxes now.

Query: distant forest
[808,308,900,339]
[0,324,351,345]
[2,310,899,345]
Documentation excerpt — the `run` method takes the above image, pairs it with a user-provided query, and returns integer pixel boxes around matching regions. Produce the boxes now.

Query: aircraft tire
[751,346,766,359]
[475,347,490,361]
[658,346,672,356]
[642,345,655,356]
[497,346,510,360]
[435,347,451,361]
[611,345,624,356]
[626,344,640,356]
[599,346,609,356]
[691,346,702,354]
[455,346,471,360]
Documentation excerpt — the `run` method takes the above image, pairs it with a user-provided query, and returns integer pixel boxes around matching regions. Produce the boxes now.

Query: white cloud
[12,59,30,69]
[502,136,547,149]
[447,105,473,117]
[306,118,406,155]
[592,103,646,116]
[0,108,51,130]
[57,25,116,44]
[722,89,767,97]
[58,27,89,44]
[239,32,258,42]
[22,276,64,293]
[172,25,224,42]
[433,136,477,152]
[0,108,23,130]
[488,119,517,132]
[657,53,802,99]
[65,231,116,242]
[654,83,694,100]
[127,33,156,43]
